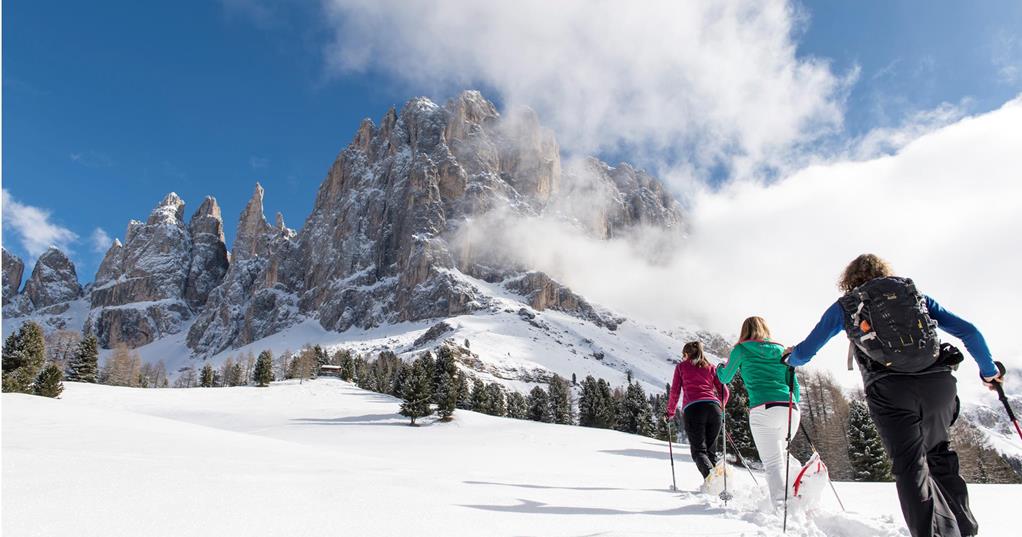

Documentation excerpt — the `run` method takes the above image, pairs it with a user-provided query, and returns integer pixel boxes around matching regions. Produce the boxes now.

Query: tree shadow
[291,413,417,427]
[464,480,666,493]
[460,498,724,517]
[598,448,694,462]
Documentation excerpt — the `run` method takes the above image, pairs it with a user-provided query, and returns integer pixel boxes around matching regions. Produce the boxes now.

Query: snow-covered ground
[4,380,1018,536]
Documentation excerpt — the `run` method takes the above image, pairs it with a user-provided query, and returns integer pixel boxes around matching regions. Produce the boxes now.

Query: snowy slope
[122,268,699,395]
[4,381,1019,537]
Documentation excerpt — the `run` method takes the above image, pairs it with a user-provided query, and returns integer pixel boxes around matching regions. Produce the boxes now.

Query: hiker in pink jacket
[665,341,730,479]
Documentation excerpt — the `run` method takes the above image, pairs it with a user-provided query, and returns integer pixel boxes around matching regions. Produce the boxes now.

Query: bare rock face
[21,247,82,309]
[185,197,229,308]
[186,184,299,355]
[505,271,622,330]
[2,247,24,306]
[183,91,681,356]
[87,193,202,348]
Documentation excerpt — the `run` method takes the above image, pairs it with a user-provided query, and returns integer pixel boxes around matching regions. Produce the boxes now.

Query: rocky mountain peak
[2,247,25,306]
[147,192,186,225]
[185,196,229,309]
[22,247,82,309]
[233,183,273,261]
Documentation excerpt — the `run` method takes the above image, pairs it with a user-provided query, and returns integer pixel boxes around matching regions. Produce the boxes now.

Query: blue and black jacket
[788,293,997,388]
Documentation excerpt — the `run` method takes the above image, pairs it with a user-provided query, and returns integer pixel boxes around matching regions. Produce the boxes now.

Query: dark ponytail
[683,341,709,368]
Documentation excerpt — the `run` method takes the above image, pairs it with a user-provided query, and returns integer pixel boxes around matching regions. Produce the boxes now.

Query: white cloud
[250,156,270,169]
[992,32,1021,84]
[322,0,854,179]
[1,189,79,259]
[466,98,1022,396]
[90,228,113,254]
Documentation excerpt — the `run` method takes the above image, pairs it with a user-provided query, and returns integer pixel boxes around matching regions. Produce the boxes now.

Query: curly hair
[839,254,894,292]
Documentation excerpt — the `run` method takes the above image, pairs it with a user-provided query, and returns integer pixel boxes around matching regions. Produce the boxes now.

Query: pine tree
[847,399,892,481]
[66,334,99,383]
[432,348,459,421]
[578,376,614,428]
[507,391,528,419]
[2,321,46,393]
[547,375,573,425]
[399,357,434,425]
[455,372,472,410]
[434,369,458,421]
[578,376,600,427]
[615,381,653,435]
[469,378,489,411]
[483,383,506,416]
[723,372,758,461]
[333,349,355,381]
[254,350,274,387]
[200,363,216,387]
[34,364,64,398]
[527,386,550,422]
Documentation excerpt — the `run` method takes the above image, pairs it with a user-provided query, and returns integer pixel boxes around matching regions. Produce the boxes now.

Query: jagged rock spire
[185,196,229,308]
[22,246,82,308]
[232,183,273,261]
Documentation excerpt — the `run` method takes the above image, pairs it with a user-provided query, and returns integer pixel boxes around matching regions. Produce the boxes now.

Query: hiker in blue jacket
[785,254,1004,537]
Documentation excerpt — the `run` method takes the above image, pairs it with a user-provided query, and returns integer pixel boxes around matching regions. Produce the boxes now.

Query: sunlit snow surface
[4,380,1019,536]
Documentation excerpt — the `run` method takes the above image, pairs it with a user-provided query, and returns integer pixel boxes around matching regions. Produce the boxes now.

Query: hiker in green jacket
[717,316,801,507]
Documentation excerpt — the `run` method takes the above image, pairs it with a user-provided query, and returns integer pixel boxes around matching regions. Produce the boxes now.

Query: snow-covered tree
[34,364,64,398]
[66,334,99,383]
[547,375,573,425]
[2,321,46,393]
[483,383,506,417]
[847,399,891,481]
[469,378,489,411]
[506,391,528,419]
[254,350,274,387]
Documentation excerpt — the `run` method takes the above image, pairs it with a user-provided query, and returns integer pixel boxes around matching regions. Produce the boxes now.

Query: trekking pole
[665,416,677,491]
[723,407,731,503]
[783,365,795,533]
[798,424,846,512]
[725,430,761,487]
[991,361,1022,442]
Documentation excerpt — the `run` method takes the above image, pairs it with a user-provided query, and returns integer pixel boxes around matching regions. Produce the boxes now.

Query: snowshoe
[791,452,830,508]
[701,460,735,497]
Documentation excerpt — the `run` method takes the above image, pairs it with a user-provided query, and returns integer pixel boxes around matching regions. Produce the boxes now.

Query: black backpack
[838,276,939,373]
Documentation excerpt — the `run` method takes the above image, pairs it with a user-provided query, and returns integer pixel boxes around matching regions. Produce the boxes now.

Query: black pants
[684,402,722,479]
[867,373,977,537]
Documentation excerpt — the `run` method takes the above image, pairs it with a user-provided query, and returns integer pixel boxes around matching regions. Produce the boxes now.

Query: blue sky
[3,0,1021,282]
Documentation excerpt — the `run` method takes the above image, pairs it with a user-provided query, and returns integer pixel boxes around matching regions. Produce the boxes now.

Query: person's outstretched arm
[716,345,745,384]
[787,301,845,367]
[926,296,998,378]
[665,364,684,418]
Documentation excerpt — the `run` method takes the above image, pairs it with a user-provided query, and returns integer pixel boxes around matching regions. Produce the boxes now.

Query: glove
[981,361,1006,391]
[781,349,793,366]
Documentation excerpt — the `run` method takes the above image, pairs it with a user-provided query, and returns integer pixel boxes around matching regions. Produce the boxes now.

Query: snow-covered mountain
[4,379,1017,537]
[2,91,689,391]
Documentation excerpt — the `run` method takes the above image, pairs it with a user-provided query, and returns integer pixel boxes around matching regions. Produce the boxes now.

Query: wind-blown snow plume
[323,0,852,179]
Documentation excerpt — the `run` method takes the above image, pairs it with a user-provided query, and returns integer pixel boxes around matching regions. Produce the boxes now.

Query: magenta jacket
[666,360,729,419]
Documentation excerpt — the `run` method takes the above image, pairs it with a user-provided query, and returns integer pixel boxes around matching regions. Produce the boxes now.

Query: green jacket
[716,341,800,408]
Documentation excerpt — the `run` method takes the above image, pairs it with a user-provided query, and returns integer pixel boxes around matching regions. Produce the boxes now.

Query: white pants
[749,405,801,504]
